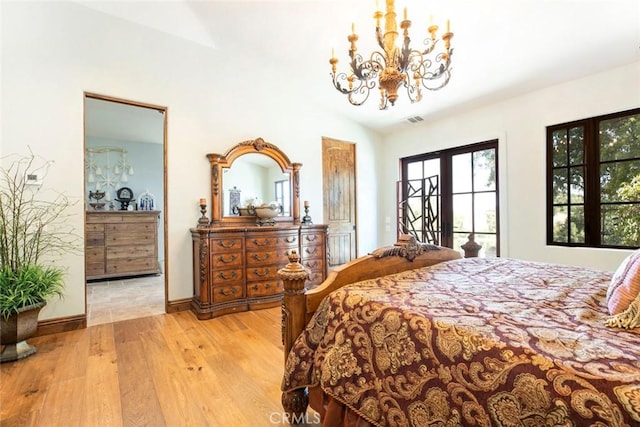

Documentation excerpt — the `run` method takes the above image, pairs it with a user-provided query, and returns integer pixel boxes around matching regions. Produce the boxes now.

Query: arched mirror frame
[207,137,301,226]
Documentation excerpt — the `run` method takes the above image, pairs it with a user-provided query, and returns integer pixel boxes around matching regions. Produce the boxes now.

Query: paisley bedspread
[282,257,640,426]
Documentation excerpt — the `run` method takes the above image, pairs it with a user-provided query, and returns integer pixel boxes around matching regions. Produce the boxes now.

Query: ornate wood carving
[370,234,441,261]
[206,137,301,225]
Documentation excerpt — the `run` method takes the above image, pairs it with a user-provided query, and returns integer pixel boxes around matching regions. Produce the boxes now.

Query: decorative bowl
[253,206,280,219]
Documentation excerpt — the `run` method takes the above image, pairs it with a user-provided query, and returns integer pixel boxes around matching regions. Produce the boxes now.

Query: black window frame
[399,139,500,256]
[546,107,640,249]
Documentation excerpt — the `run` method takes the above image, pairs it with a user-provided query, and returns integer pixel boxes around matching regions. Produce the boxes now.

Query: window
[274,179,290,216]
[547,108,640,249]
[399,140,499,257]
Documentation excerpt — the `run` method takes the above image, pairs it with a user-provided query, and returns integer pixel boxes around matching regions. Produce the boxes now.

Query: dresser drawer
[246,280,283,297]
[245,233,298,250]
[86,261,105,277]
[106,222,156,234]
[106,257,157,275]
[246,265,279,281]
[210,237,244,253]
[302,258,324,272]
[107,244,155,260]
[211,268,244,285]
[246,248,296,266]
[306,271,325,287]
[301,231,324,245]
[211,252,243,269]
[86,223,104,233]
[86,231,105,247]
[106,232,155,247]
[212,284,244,303]
[86,246,105,262]
[301,244,324,260]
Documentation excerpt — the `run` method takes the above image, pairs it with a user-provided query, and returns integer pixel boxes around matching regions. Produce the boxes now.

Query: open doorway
[83,93,167,326]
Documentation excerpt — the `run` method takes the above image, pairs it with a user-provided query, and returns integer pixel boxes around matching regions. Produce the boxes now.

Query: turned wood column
[278,250,310,420]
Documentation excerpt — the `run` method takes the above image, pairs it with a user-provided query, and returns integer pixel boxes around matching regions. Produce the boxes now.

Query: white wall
[1,1,382,321]
[380,61,640,271]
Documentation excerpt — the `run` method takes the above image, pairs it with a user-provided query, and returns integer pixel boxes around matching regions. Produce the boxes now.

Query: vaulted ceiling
[77,0,640,135]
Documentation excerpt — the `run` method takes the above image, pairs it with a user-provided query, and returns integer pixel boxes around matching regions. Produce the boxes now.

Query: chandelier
[329,0,453,109]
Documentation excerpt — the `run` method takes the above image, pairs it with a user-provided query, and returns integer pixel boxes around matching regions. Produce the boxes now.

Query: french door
[398,140,499,257]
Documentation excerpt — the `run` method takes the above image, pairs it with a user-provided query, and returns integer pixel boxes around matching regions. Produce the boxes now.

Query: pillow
[606,249,640,315]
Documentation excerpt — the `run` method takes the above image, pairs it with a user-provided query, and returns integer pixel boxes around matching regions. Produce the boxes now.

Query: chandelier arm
[412,50,454,91]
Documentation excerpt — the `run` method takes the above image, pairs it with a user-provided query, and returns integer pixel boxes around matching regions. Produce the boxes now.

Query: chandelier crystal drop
[329,0,453,109]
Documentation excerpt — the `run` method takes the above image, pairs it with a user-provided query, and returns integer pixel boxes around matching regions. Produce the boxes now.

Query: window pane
[453,194,472,231]
[569,166,584,203]
[601,203,640,246]
[553,169,568,204]
[475,234,497,258]
[599,113,640,162]
[423,159,440,183]
[568,126,584,165]
[569,205,585,243]
[552,206,568,243]
[407,161,423,180]
[473,149,496,191]
[552,129,567,167]
[600,160,640,202]
[452,153,472,193]
[473,192,496,233]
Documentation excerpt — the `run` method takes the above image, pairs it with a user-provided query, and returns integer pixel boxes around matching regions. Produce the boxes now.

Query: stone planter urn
[0,301,46,363]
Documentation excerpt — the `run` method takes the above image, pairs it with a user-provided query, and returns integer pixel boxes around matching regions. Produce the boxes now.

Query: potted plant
[0,151,78,362]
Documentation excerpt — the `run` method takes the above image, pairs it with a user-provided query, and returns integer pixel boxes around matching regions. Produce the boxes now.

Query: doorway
[322,137,357,268]
[83,93,167,325]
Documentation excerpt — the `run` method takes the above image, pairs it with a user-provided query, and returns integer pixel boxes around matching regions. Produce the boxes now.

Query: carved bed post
[278,251,310,419]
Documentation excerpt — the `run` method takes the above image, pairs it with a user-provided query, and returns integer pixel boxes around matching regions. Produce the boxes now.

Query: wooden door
[322,137,357,268]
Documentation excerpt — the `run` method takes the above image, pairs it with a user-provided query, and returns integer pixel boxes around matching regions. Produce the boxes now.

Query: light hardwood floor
[0,307,320,426]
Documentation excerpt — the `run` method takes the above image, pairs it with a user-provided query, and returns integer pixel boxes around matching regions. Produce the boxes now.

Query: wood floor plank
[0,307,322,426]
[85,324,122,427]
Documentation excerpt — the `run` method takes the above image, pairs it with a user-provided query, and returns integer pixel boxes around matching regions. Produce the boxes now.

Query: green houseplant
[0,151,78,362]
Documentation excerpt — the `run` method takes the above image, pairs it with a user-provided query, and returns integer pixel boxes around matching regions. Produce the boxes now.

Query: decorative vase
[0,301,46,363]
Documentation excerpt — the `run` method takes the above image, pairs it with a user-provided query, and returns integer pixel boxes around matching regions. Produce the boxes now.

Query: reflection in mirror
[222,153,290,217]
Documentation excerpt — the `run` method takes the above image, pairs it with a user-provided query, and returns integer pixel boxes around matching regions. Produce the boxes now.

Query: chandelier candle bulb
[351,22,355,35]
[404,7,407,20]
[446,19,450,33]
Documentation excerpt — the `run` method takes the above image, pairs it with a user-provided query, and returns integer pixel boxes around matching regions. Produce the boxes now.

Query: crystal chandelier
[329,0,453,109]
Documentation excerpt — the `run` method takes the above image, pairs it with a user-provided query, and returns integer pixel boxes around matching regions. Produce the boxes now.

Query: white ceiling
[79,0,640,136]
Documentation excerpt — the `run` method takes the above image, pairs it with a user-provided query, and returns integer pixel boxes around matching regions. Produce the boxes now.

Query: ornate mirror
[207,137,301,225]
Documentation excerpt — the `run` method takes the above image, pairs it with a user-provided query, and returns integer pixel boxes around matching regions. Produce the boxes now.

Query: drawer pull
[305,247,319,255]
[217,240,237,249]
[306,261,319,269]
[253,269,270,277]
[305,235,318,242]
[217,254,237,264]
[284,236,297,243]
[251,253,270,262]
[218,287,238,296]
[252,239,270,246]
[217,271,237,280]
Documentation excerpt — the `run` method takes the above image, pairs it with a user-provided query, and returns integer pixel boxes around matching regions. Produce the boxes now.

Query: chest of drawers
[191,224,327,319]
[86,211,161,280]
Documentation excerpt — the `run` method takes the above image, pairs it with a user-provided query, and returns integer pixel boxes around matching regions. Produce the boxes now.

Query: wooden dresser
[86,211,161,280]
[191,224,327,319]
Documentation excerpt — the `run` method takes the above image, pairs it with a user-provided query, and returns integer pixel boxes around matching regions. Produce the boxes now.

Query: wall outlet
[26,173,42,186]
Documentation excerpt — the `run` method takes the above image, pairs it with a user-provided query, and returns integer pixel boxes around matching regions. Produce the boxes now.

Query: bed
[279,235,640,426]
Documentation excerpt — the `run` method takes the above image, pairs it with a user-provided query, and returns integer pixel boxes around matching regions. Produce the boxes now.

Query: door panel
[322,138,357,268]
